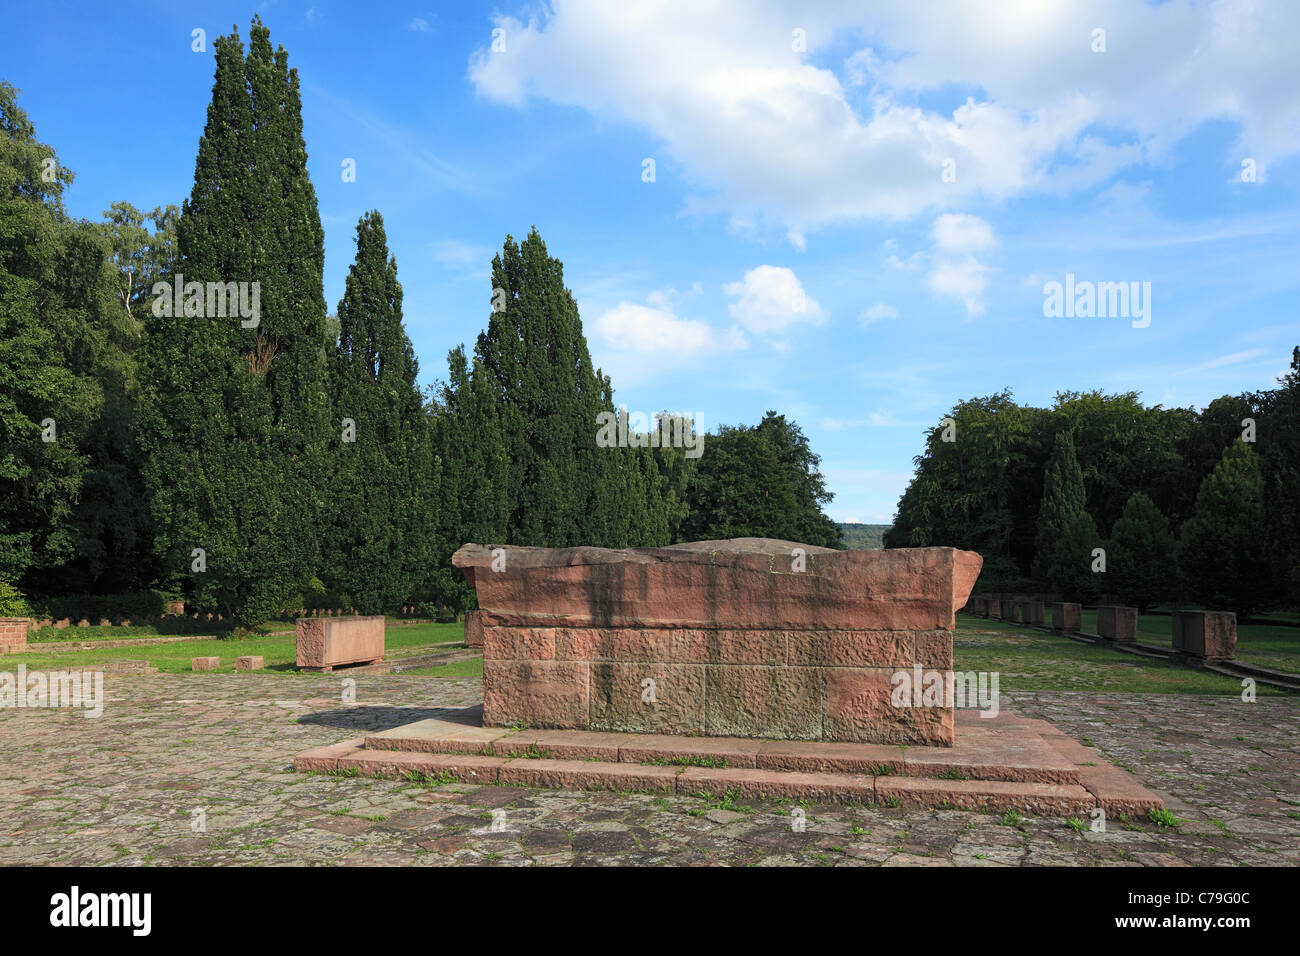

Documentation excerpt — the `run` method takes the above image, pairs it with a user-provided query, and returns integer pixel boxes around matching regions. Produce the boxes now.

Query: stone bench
[1171,610,1237,661]
[453,539,982,748]
[1096,605,1137,643]
[296,615,385,672]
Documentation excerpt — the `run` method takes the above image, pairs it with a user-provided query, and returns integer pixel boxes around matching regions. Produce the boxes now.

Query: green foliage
[319,212,436,613]
[837,523,888,550]
[446,227,671,555]
[0,82,92,585]
[1176,441,1269,618]
[679,412,840,547]
[135,18,329,629]
[1034,432,1101,601]
[0,580,31,617]
[889,381,1298,613]
[1107,492,1176,612]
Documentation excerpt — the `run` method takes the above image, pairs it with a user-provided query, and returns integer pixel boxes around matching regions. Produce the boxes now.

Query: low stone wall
[1172,610,1237,661]
[295,615,385,671]
[454,539,981,747]
[0,618,28,654]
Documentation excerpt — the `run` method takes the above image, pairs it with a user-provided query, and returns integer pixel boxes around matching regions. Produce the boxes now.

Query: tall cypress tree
[321,212,434,613]
[1034,431,1101,600]
[473,227,668,549]
[135,18,328,629]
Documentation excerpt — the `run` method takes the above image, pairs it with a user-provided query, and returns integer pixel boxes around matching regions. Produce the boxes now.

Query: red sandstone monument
[451,538,981,746]
[296,538,1164,816]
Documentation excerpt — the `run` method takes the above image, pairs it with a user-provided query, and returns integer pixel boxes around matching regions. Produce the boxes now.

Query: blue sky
[4,0,1299,523]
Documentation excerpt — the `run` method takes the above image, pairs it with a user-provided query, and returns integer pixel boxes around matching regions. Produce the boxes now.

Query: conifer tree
[135,18,328,629]
[1107,491,1175,612]
[1034,431,1101,600]
[1176,440,1269,618]
[321,212,434,612]
[472,227,669,549]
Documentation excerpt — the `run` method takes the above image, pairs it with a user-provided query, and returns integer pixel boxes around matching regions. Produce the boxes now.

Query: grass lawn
[955,614,1289,695]
[12,622,466,674]
[26,614,442,643]
[1074,609,1300,674]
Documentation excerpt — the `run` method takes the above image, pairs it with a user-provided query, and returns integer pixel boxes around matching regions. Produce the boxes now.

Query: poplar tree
[135,18,329,629]
[321,212,434,612]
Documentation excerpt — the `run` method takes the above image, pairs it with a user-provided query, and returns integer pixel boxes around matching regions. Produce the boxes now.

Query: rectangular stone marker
[1000,599,1018,621]
[236,655,265,671]
[973,597,988,616]
[453,539,982,747]
[1019,601,1045,626]
[464,609,484,648]
[0,618,28,655]
[1171,610,1237,661]
[1050,602,1081,633]
[296,615,385,671]
[1096,605,1137,643]
[192,656,220,671]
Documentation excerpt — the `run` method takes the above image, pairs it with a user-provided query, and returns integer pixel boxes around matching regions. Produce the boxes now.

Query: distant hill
[837,523,890,550]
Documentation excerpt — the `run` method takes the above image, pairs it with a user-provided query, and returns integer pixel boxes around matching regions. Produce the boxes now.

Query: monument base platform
[295,707,1163,817]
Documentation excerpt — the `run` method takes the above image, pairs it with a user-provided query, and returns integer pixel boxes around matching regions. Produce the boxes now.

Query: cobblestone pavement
[1,673,1296,866]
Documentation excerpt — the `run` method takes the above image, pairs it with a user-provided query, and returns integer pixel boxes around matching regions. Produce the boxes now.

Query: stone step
[361,712,1081,784]
[297,707,1164,816]
[294,738,1102,815]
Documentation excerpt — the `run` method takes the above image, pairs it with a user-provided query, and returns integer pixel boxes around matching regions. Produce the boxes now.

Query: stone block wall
[0,618,28,654]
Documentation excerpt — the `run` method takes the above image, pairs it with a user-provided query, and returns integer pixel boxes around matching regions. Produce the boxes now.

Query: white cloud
[431,239,493,278]
[859,303,899,324]
[467,1,1300,243]
[723,265,826,336]
[409,17,431,33]
[591,298,746,358]
[931,213,997,254]
[927,214,996,317]
[929,258,991,318]
[1182,348,1269,373]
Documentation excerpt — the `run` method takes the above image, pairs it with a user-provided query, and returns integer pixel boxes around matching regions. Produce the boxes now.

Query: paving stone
[0,673,1295,866]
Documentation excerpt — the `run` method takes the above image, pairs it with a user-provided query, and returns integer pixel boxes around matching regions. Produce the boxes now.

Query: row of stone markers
[966,595,1238,662]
